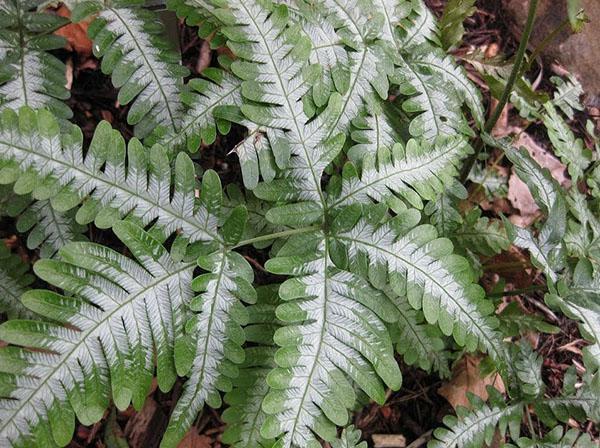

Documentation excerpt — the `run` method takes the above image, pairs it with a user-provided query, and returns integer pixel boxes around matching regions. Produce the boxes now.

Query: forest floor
[1,0,598,447]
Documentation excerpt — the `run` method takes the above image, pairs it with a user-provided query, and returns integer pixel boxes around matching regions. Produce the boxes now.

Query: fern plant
[0,0,598,447]
[0,0,71,119]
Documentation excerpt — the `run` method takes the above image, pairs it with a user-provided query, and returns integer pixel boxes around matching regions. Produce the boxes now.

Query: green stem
[232,225,321,249]
[525,18,571,73]
[525,405,538,441]
[460,0,540,182]
[488,285,547,298]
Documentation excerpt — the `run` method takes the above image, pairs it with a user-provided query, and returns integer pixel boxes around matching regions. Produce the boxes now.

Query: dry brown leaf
[124,398,168,448]
[438,355,505,410]
[177,430,212,448]
[53,5,93,56]
[65,57,73,90]
[524,330,540,349]
[196,40,212,73]
[490,100,510,137]
[507,131,570,226]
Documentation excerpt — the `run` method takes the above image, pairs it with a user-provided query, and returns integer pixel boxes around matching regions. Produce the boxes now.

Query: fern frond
[332,426,367,448]
[503,143,567,282]
[284,1,350,109]
[467,162,508,199]
[216,0,335,203]
[87,5,188,138]
[424,187,465,236]
[430,398,522,448]
[162,247,257,447]
[533,367,600,426]
[0,222,194,446]
[319,0,464,152]
[319,0,393,104]
[222,346,277,448]
[221,285,280,448]
[157,67,243,152]
[223,185,284,249]
[547,261,600,372]
[334,212,507,365]
[0,186,86,258]
[347,107,402,162]
[498,302,559,337]
[165,0,228,52]
[393,53,467,140]
[397,0,439,49]
[0,246,33,319]
[564,191,600,263]
[0,108,220,244]
[452,209,509,257]
[330,137,471,210]
[517,426,596,448]
[438,0,476,51]
[551,75,584,119]
[0,1,71,118]
[503,143,563,216]
[389,290,451,377]
[285,0,395,149]
[409,50,484,127]
[542,103,591,181]
[232,129,279,191]
[380,0,481,138]
[514,343,544,399]
[505,219,565,283]
[262,232,401,448]
[18,201,87,258]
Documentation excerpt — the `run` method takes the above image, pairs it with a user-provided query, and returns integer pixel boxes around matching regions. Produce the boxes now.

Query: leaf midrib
[331,140,463,207]
[108,8,180,132]
[0,262,194,435]
[286,243,330,444]
[0,136,220,243]
[237,1,326,208]
[338,230,504,362]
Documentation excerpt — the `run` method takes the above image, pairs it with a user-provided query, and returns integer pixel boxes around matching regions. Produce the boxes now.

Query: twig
[406,430,433,448]
[487,284,548,298]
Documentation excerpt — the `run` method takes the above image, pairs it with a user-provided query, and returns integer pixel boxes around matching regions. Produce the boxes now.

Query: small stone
[504,0,600,105]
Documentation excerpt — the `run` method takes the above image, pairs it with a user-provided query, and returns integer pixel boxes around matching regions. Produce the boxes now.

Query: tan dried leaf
[54,5,93,56]
[507,131,570,226]
[177,430,211,448]
[438,355,505,410]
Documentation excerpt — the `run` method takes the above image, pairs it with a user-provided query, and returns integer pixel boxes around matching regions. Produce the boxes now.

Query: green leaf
[0,223,195,446]
[542,103,591,181]
[265,202,323,227]
[0,108,222,245]
[262,233,401,447]
[88,6,188,138]
[222,205,248,245]
[430,399,523,448]
[0,3,71,119]
[567,0,589,32]
[439,0,477,51]
[334,217,507,365]
[162,250,255,448]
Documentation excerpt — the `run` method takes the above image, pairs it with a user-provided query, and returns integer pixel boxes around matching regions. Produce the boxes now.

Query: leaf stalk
[460,0,540,182]
[232,225,321,249]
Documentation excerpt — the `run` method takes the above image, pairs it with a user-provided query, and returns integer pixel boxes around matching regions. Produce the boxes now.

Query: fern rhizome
[0,0,598,447]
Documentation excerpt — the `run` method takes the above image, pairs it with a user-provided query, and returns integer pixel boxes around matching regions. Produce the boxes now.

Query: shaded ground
[0,1,597,447]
